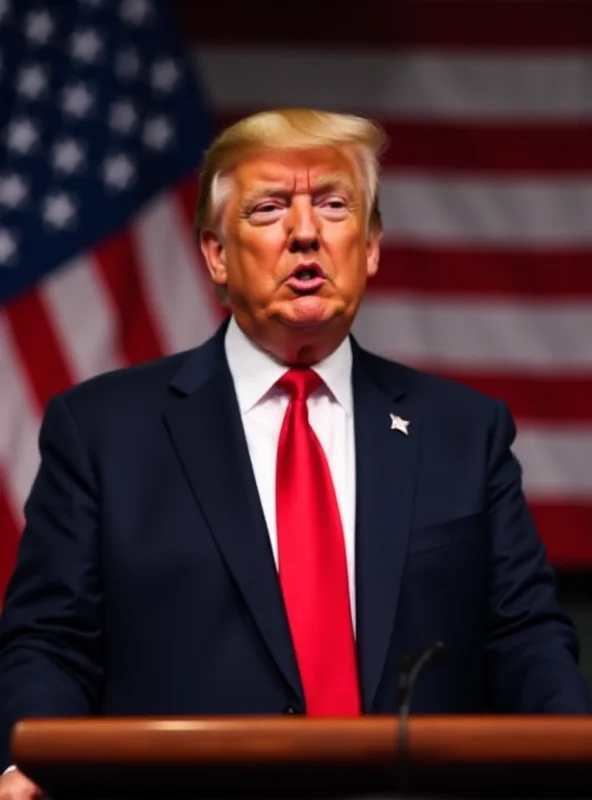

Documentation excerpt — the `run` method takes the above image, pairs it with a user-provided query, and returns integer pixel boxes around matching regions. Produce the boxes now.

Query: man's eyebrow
[241,183,292,206]
[311,172,356,194]
[241,173,356,207]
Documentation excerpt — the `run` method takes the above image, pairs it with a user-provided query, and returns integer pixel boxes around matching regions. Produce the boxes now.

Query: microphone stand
[397,641,446,796]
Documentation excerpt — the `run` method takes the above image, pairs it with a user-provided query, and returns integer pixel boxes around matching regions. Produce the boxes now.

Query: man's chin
[276,296,339,330]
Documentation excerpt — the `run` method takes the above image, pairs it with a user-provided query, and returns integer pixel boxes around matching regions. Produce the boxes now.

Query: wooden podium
[11,716,592,798]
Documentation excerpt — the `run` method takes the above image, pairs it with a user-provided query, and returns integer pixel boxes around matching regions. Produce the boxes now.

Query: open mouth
[286,263,326,293]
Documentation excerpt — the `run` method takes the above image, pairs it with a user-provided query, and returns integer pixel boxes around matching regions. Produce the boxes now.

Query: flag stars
[62,83,95,118]
[0,229,18,266]
[17,64,48,100]
[120,0,153,25]
[102,154,135,190]
[70,28,103,64]
[150,59,181,93]
[0,174,28,209]
[109,100,137,134]
[42,193,78,230]
[143,116,174,151]
[24,10,54,44]
[52,139,86,174]
[5,119,39,155]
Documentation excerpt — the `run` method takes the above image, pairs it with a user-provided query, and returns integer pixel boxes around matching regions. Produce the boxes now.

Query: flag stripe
[174,173,200,232]
[181,1,592,49]
[171,177,221,322]
[354,296,592,372]
[531,503,592,567]
[370,248,592,299]
[423,371,592,425]
[95,228,165,366]
[5,290,75,410]
[132,191,219,355]
[514,427,592,498]
[0,317,41,514]
[380,176,592,244]
[41,256,125,384]
[0,478,21,604]
[195,49,592,119]
[381,122,592,173]
[216,115,592,175]
[171,187,221,322]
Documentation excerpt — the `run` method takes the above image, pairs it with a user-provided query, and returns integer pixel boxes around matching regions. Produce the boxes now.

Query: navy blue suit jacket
[1,321,590,769]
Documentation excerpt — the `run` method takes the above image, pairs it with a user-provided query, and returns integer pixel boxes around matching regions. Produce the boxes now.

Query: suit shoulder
[53,349,194,416]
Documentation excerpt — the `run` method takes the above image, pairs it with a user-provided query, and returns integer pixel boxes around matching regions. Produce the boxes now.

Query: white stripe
[132,191,218,354]
[41,256,124,383]
[196,48,592,119]
[379,175,592,245]
[0,314,41,522]
[516,427,592,499]
[353,294,592,371]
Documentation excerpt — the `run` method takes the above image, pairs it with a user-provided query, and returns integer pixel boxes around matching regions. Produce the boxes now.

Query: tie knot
[277,368,322,402]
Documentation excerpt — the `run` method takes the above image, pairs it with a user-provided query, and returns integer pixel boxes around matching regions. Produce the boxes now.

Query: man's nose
[287,201,320,253]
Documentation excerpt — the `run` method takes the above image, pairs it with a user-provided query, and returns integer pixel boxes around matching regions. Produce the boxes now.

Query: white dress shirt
[224,315,357,628]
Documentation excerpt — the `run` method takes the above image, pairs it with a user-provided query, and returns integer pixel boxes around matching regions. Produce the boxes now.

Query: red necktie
[275,368,360,715]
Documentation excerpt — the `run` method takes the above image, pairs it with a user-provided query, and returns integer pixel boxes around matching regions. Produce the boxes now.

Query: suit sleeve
[484,400,592,713]
[0,394,103,771]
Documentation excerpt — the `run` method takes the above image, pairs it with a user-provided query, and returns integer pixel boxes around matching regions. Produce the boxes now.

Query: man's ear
[366,226,381,278]
[200,228,227,287]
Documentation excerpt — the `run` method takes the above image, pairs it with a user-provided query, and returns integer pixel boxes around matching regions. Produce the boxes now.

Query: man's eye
[252,202,281,214]
[319,195,347,207]
[318,196,348,213]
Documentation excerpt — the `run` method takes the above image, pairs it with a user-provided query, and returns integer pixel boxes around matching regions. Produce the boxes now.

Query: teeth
[296,269,316,280]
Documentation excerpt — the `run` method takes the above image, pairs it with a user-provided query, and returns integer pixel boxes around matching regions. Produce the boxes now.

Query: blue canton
[0,0,212,305]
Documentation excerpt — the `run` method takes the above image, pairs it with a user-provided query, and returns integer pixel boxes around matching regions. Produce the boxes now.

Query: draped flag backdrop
[1,0,592,603]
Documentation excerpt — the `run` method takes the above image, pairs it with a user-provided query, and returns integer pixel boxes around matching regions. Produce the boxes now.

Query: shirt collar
[224,315,353,415]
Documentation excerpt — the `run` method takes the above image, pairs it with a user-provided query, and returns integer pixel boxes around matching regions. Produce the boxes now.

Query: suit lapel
[163,326,303,702]
[352,342,420,711]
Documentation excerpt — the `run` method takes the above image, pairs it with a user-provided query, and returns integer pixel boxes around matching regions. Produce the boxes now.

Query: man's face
[201,146,380,364]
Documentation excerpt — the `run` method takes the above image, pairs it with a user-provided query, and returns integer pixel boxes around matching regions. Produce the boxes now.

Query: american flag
[2,0,592,602]
[186,0,592,569]
[0,0,218,599]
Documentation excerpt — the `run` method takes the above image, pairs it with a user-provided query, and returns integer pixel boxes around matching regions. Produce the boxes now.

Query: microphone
[396,640,446,796]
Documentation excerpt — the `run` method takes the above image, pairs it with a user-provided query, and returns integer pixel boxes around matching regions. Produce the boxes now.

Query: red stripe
[177,1,592,49]
[531,503,592,568]
[214,116,592,175]
[94,228,165,366]
[417,370,592,425]
[0,480,21,605]
[369,248,592,299]
[171,176,225,321]
[174,173,200,230]
[382,122,592,173]
[5,289,75,412]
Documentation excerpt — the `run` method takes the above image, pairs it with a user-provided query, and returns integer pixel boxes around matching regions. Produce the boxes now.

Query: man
[1,108,590,798]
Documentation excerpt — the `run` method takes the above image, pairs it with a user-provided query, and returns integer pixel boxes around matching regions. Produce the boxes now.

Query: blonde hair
[195,108,387,239]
